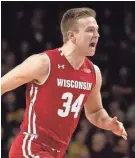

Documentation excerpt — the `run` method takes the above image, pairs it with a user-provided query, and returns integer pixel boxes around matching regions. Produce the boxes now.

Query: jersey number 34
[57,92,85,118]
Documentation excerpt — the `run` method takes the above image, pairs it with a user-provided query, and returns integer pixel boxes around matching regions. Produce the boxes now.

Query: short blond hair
[60,7,96,43]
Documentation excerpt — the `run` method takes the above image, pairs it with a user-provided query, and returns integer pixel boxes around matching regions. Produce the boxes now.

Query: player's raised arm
[1,53,49,95]
[84,65,127,140]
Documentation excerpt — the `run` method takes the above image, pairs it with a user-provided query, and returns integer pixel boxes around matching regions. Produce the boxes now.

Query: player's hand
[108,116,128,140]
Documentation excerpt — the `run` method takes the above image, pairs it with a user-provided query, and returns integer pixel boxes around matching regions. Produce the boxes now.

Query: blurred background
[1,1,135,158]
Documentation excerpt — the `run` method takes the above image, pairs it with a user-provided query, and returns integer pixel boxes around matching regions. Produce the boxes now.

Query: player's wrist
[103,117,114,131]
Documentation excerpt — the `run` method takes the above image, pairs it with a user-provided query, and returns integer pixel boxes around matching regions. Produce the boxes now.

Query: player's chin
[87,49,96,56]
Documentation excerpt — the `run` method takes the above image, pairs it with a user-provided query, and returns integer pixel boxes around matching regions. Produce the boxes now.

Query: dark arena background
[1,1,135,158]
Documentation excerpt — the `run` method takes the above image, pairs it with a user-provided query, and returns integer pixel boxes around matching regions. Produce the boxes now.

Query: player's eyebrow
[86,26,99,31]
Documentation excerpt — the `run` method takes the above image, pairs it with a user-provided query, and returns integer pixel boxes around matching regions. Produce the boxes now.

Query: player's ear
[67,30,76,43]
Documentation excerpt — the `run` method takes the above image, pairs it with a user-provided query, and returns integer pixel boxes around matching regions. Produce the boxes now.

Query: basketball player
[1,8,127,158]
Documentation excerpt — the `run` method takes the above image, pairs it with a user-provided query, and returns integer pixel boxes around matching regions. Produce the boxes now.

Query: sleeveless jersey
[20,48,96,151]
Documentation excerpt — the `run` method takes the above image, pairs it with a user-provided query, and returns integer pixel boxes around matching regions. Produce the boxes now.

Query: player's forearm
[1,83,7,95]
[1,76,18,95]
[1,73,26,95]
[86,108,113,130]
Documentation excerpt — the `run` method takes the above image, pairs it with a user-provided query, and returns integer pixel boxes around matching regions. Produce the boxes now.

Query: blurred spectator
[127,100,135,122]
[113,139,129,158]
[68,131,90,158]
[90,132,113,158]
[128,121,135,158]
[7,136,16,151]
[79,118,92,135]
[109,101,125,122]
[2,92,17,112]
[20,40,30,60]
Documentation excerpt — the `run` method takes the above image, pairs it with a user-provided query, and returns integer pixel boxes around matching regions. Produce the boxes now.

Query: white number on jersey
[57,92,85,118]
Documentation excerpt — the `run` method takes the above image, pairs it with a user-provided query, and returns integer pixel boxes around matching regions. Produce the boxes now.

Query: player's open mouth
[89,42,96,47]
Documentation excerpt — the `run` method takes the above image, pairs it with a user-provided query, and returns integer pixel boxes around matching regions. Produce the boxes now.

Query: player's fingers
[113,116,118,121]
[118,122,123,130]
[122,135,127,140]
[117,122,125,136]
[122,127,128,136]
[112,116,118,123]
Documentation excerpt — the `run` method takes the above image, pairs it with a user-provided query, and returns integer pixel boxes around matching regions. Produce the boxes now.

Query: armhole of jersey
[34,53,51,85]
[92,64,97,88]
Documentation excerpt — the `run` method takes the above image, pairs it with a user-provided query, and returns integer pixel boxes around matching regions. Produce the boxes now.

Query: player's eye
[87,28,94,32]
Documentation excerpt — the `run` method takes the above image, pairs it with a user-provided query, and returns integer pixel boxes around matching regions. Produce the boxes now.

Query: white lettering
[74,81,78,89]
[63,79,67,87]
[57,79,92,90]
[66,80,70,88]
[78,82,83,90]
[71,80,74,88]
[57,79,64,87]
[87,83,92,90]
[83,82,86,90]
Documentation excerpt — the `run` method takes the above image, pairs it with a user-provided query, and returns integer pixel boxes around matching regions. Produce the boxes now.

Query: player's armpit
[1,53,49,95]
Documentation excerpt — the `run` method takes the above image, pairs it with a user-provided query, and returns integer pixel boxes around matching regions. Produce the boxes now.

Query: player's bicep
[84,65,103,116]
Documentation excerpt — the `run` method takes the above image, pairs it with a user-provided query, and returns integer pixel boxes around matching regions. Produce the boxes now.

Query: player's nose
[93,30,100,38]
[95,32,100,38]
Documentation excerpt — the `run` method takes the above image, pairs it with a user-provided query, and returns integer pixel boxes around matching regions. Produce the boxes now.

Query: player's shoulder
[86,61,101,82]
[24,48,58,66]
[93,64,101,73]
[93,64,102,85]
[24,53,47,64]
[84,58,100,73]
[22,52,50,72]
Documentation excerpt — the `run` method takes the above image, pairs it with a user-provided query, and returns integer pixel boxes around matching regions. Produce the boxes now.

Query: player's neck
[59,43,85,70]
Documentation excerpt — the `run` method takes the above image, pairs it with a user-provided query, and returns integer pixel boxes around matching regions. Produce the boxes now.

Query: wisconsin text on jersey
[57,78,92,90]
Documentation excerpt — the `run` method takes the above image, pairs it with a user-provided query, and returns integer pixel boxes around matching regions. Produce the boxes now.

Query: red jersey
[20,48,96,152]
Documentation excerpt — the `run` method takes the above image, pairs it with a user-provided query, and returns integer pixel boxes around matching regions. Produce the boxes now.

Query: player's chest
[52,66,93,92]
